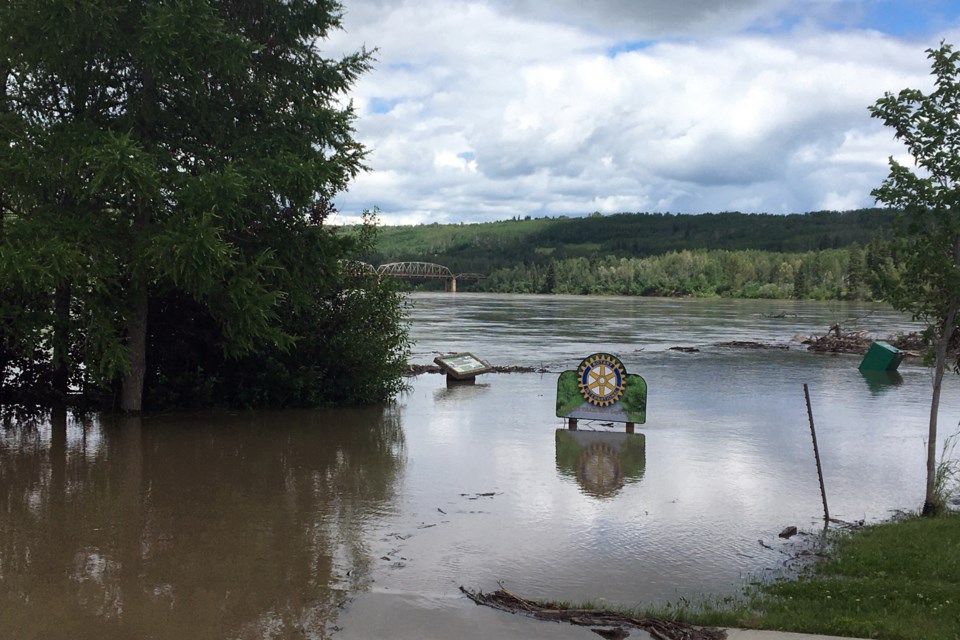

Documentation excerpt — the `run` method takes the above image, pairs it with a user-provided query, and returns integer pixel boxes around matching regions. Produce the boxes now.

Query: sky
[324,0,960,225]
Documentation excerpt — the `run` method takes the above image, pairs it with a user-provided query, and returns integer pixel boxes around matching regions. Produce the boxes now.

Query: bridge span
[352,261,483,292]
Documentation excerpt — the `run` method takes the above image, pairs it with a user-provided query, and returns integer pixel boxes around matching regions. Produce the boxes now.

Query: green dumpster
[859,341,904,371]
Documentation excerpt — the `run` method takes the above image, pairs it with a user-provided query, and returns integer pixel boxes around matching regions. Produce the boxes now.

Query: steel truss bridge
[346,261,483,292]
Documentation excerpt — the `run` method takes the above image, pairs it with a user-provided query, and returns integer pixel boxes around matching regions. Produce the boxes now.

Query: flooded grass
[487,513,960,639]
[641,513,960,639]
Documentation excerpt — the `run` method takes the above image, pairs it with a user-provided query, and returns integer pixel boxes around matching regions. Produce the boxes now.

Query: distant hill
[361,209,895,274]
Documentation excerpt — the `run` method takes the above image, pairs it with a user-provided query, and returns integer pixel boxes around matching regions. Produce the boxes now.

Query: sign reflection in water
[555,430,646,498]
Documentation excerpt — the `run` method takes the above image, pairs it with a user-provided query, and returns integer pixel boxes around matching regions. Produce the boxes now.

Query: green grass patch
[663,514,960,639]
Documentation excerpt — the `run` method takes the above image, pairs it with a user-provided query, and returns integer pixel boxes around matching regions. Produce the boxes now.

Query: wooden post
[804,383,830,522]
[568,418,578,430]
[625,422,635,434]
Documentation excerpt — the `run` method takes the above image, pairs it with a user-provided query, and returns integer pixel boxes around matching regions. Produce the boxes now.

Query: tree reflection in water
[0,406,405,640]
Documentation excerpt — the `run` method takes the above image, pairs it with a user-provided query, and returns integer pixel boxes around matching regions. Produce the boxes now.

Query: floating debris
[460,585,726,640]
[806,330,927,357]
[716,341,788,350]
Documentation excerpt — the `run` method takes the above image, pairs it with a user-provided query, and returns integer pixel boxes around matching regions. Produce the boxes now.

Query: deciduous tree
[870,41,960,515]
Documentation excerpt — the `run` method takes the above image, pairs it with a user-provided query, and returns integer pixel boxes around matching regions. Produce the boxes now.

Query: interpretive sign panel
[556,352,646,424]
[434,352,492,380]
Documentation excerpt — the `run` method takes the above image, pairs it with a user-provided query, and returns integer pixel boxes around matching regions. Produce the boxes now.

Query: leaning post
[803,383,830,522]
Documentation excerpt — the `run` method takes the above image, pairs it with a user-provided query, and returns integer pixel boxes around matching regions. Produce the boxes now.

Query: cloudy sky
[325,0,960,225]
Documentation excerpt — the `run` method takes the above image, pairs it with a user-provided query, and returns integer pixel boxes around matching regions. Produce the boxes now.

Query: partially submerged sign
[434,352,492,383]
[556,352,646,425]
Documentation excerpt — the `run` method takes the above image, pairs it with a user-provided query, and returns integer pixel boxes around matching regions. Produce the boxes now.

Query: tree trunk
[1,65,10,391]
[51,283,71,402]
[120,283,148,413]
[120,67,157,414]
[923,297,960,515]
[119,203,151,413]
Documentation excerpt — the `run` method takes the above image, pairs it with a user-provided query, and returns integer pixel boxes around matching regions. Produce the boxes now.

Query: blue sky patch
[605,40,655,58]
[369,97,400,114]
[854,0,956,37]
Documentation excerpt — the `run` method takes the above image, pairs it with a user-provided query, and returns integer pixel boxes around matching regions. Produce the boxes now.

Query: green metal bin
[858,341,904,371]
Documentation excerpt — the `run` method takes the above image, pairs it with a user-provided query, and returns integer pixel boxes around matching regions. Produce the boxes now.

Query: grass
[654,513,960,639]
[512,514,960,639]
[932,431,960,515]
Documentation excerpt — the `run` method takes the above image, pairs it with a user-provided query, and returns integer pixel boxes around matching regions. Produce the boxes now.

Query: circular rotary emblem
[577,353,626,407]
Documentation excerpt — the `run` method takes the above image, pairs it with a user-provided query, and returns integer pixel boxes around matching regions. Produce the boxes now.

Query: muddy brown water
[1,293,955,639]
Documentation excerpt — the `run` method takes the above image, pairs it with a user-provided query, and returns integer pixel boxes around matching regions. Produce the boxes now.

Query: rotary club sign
[556,352,646,425]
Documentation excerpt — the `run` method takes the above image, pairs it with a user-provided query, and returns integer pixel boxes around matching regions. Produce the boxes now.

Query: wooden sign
[556,352,646,425]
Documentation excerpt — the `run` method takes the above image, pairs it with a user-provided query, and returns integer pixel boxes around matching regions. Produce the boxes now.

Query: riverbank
[696,512,960,638]
[637,513,960,639]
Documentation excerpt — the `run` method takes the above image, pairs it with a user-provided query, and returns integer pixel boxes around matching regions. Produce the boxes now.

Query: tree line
[364,210,898,301]
[366,208,896,277]
[475,241,893,300]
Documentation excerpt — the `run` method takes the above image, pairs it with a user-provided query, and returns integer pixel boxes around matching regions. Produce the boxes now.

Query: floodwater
[2,293,957,639]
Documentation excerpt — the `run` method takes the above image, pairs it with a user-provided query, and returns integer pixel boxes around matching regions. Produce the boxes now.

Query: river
[1,293,956,639]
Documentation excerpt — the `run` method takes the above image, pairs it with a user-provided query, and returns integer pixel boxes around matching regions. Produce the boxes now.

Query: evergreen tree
[0,1,407,410]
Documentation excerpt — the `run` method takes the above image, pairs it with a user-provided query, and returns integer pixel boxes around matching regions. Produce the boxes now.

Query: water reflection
[432,382,492,404]
[555,430,646,498]
[860,369,905,395]
[0,407,404,640]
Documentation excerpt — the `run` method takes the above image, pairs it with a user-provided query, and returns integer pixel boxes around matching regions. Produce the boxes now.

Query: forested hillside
[357,209,897,300]
[365,209,893,273]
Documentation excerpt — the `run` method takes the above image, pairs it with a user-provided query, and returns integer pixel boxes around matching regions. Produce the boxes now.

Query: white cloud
[328,0,959,224]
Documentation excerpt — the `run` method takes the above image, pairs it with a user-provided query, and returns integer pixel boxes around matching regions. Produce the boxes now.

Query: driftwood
[805,329,872,355]
[716,341,788,350]
[805,330,927,357]
[459,586,727,640]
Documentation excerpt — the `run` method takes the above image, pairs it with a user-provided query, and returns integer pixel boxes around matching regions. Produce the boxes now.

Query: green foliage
[619,375,647,422]
[555,371,584,416]
[366,209,894,276]
[870,41,960,514]
[476,248,870,300]
[0,2,409,410]
[360,210,895,300]
[870,44,960,324]
[140,215,410,410]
